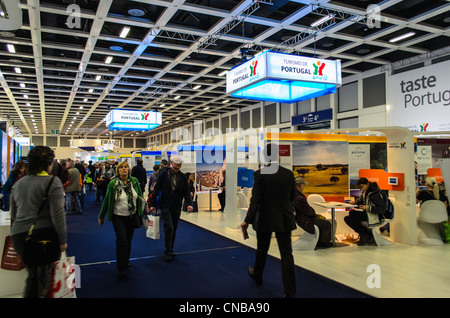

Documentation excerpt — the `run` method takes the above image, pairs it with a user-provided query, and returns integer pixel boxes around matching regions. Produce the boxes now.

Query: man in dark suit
[131,159,147,194]
[241,143,297,298]
[150,156,193,261]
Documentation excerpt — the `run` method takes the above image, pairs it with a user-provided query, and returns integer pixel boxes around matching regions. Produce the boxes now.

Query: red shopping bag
[1,235,25,271]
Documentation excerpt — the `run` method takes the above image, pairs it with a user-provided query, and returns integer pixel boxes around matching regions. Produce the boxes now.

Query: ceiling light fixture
[14,67,21,73]
[389,32,415,43]
[203,107,210,110]
[222,100,230,103]
[19,83,25,88]
[7,44,15,53]
[105,56,113,64]
[218,70,227,76]
[128,6,146,17]
[95,75,101,81]
[174,95,181,100]
[311,14,335,27]
[119,26,131,38]
[193,85,201,90]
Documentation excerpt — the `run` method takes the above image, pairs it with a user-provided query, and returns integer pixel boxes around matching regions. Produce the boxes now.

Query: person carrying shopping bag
[98,161,149,279]
[10,146,67,298]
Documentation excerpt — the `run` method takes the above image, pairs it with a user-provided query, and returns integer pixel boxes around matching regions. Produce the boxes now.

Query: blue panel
[231,78,336,103]
[108,122,160,131]
[292,108,333,126]
[237,167,254,188]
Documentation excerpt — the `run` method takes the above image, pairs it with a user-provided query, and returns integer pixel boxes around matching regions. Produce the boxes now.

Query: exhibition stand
[218,127,419,246]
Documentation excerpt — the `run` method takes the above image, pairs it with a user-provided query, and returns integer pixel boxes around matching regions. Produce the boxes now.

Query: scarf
[115,178,135,214]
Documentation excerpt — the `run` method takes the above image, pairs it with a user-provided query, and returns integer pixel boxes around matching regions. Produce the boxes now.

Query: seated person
[416,177,443,206]
[292,177,332,248]
[438,182,450,216]
[344,177,386,246]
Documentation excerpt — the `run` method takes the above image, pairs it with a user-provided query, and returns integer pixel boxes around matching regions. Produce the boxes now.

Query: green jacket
[98,177,146,222]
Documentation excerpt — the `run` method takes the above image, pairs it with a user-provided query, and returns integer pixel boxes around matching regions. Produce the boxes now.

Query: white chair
[361,197,395,246]
[292,225,320,251]
[307,194,328,217]
[418,200,448,246]
[307,194,337,240]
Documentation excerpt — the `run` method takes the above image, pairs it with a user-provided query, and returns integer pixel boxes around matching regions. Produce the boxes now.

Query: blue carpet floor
[66,190,370,298]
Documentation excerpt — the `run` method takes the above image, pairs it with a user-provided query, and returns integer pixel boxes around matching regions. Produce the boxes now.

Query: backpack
[379,192,394,220]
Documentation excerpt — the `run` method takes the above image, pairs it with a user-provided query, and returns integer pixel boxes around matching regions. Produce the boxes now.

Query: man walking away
[241,143,297,298]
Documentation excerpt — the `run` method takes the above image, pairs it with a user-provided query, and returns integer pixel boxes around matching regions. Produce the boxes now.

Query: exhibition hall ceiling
[0,0,449,139]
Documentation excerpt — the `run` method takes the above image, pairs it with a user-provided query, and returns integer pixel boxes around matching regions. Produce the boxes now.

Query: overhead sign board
[292,108,333,126]
[226,51,342,103]
[105,109,162,131]
[69,139,121,151]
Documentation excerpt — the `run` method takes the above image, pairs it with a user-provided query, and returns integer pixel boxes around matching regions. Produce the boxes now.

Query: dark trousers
[315,217,332,243]
[344,209,370,236]
[218,191,225,211]
[96,187,105,203]
[2,192,10,211]
[11,232,52,298]
[254,231,296,297]
[161,207,181,254]
[111,214,135,272]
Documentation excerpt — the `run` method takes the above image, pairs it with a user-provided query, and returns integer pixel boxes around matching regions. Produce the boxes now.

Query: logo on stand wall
[420,123,429,132]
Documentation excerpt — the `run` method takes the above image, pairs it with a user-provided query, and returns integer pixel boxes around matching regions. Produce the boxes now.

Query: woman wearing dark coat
[344,177,386,246]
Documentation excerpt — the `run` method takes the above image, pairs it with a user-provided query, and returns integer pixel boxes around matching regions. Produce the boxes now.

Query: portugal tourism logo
[249,60,258,77]
[141,113,150,120]
[420,123,429,132]
[312,61,327,80]
[313,61,325,76]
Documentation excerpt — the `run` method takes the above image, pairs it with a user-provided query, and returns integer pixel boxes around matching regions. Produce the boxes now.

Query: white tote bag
[48,253,77,298]
[146,214,160,240]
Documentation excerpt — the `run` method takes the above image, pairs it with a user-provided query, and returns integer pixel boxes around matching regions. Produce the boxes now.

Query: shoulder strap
[37,176,56,217]
[27,176,56,235]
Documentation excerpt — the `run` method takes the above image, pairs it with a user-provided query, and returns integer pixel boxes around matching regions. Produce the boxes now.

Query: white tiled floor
[181,210,450,298]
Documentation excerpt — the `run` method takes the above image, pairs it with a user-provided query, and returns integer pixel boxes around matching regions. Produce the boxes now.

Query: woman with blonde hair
[416,177,441,205]
[98,161,148,278]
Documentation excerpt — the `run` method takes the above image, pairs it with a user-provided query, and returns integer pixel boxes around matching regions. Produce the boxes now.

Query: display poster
[416,145,432,175]
[1,131,7,184]
[291,139,348,198]
[348,144,370,177]
[196,146,226,191]
[388,60,450,132]
[9,137,14,172]
[141,151,162,176]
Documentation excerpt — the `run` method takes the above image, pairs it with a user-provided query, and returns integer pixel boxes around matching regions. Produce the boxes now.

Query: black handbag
[131,212,143,228]
[23,176,60,266]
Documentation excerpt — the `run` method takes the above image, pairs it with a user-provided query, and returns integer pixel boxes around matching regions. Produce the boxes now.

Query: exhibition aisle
[181,211,450,298]
[64,191,368,298]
